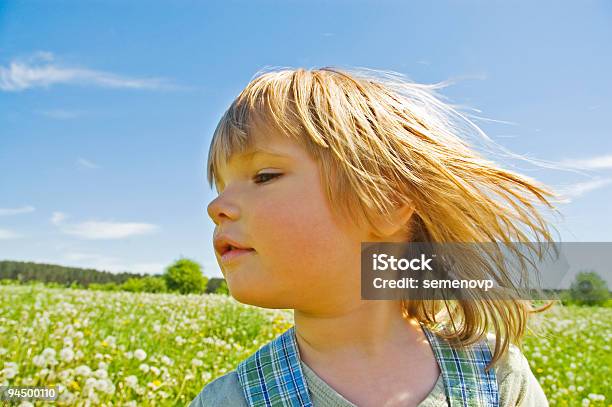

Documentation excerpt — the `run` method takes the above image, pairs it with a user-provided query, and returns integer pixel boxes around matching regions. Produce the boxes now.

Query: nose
[207,193,240,225]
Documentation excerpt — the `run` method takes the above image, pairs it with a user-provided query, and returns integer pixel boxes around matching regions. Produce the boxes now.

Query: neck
[293,300,423,361]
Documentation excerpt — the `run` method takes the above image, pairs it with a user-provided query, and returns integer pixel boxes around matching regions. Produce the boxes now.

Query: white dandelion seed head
[75,365,92,377]
[60,347,74,362]
[134,349,147,361]
[125,375,138,388]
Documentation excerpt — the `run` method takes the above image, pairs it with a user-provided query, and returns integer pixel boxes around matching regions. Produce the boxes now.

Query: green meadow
[1,284,609,406]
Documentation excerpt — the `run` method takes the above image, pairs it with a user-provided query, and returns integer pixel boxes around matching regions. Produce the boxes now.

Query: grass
[0,284,609,406]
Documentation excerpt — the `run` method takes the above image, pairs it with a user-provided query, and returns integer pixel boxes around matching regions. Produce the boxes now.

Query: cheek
[250,186,361,281]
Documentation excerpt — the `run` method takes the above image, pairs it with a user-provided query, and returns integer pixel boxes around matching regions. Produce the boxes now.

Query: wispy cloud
[0,206,35,216]
[559,178,612,198]
[77,158,99,169]
[0,52,178,92]
[51,211,158,239]
[50,211,67,225]
[0,228,21,239]
[60,220,158,240]
[441,72,489,85]
[561,154,612,170]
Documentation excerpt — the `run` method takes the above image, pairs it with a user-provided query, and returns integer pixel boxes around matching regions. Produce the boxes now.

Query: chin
[228,283,291,309]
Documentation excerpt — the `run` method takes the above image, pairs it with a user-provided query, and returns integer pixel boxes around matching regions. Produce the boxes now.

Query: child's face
[207,121,371,311]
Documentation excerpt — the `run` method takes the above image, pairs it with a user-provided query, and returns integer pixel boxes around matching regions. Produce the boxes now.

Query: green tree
[120,278,146,292]
[215,279,229,295]
[568,270,610,306]
[164,258,207,294]
[140,276,167,293]
[120,276,166,293]
[0,260,146,287]
[89,282,119,291]
[206,277,229,294]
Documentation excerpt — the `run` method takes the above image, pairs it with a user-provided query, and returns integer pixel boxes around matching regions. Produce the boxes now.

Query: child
[192,67,555,406]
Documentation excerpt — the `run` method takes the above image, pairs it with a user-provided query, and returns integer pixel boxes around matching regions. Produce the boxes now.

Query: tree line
[0,259,228,295]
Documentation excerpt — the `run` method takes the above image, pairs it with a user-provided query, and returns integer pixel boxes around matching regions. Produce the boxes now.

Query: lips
[220,247,255,264]
[214,234,255,258]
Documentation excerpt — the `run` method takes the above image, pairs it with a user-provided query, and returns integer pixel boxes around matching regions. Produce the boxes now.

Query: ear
[371,200,416,240]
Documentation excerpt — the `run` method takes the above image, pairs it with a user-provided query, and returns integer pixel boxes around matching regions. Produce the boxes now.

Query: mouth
[214,234,256,264]
[220,246,256,264]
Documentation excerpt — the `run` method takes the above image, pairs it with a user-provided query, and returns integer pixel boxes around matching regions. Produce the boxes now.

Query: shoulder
[190,332,288,407]
[485,335,549,407]
[189,370,248,407]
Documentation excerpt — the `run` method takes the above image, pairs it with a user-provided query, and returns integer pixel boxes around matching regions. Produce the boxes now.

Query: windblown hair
[206,67,561,367]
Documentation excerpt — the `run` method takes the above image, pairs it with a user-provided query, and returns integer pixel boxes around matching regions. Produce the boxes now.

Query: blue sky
[1,1,611,278]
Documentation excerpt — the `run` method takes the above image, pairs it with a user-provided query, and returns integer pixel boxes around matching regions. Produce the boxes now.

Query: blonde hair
[206,67,561,367]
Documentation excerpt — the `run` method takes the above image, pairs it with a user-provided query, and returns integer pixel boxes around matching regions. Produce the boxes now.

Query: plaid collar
[237,325,499,406]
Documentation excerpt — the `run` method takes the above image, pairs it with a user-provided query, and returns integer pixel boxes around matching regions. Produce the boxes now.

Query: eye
[253,172,282,184]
